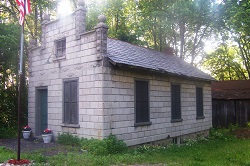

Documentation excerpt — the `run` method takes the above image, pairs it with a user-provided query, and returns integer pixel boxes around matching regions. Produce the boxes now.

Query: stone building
[28,0,214,146]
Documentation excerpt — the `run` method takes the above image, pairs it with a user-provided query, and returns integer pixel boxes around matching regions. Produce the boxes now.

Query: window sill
[171,119,183,123]
[196,116,205,120]
[134,121,152,127]
[53,55,66,61]
[61,123,80,128]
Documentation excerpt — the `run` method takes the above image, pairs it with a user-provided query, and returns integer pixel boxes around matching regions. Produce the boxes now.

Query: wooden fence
[212,100,250,128]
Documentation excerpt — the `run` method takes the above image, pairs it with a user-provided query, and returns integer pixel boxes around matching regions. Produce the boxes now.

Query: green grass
[45,137,250,166]
[1,131,250,166]
[0,146,16,162]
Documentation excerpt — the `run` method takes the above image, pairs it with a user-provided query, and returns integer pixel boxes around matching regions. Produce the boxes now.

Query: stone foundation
[130,129,210,147]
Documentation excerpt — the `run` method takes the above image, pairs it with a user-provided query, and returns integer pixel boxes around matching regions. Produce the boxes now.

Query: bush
[81,134,127,155]
[228,124,239,131]
[57,133,127,155]
[82,138,108,155]
[104,134,127,154]
[57,133,81,146]
[0,127,17,139]
[209,128,226,140]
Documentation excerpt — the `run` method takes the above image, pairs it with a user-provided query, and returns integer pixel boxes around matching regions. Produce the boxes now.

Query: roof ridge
[107,37,173,57]
[107,38,215,81]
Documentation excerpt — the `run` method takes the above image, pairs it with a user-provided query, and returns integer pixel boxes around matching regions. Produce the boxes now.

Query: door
[36,88,48,135]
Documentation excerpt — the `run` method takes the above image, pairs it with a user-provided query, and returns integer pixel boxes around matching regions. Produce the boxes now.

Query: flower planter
[41,134,52,143]
[22,131,31,139]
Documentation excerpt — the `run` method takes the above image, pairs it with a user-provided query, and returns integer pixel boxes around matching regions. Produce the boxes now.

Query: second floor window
[56,39,66,57]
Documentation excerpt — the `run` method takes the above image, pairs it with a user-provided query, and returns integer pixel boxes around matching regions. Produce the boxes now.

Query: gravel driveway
[0,138,73,156]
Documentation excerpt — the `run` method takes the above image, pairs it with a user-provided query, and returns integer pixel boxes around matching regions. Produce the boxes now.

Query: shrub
[57,133,127,155]
[209,128,226,140]
[183,139,198,146]
[81,134,127,155]
[0,127,17,139]
[104,134,127,154]
[82,138,108,155]
[247,122,250,128]
[228,124,239,131]
[57,133,81,146]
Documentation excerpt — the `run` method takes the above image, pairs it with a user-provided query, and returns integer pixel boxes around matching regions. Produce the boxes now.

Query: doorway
[36,88,48,136]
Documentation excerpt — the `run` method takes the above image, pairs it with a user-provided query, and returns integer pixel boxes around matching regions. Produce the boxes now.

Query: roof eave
[108,59,214,82]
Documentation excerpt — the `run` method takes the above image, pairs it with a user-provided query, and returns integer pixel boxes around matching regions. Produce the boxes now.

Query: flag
[16,0,31,25]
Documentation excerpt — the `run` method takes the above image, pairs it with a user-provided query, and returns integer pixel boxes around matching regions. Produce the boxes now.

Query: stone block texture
[102,69,212,146]
[28,4,213,146]
[28,11,105,139]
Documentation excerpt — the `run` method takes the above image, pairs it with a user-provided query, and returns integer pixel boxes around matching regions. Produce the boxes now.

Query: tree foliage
[0,23,28,128]
[203,44,247,80]
[84,0,218,65]
[214,0,250,79]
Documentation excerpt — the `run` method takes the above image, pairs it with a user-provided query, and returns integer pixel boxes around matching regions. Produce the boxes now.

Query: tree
[82,0,218,66]
[103,0,139,43]
[165,0,217,65]
[0,0,57,42]
[85,0,104,31]
[219,0,250,79]
[0,23,24,128]
[203,44,247,80]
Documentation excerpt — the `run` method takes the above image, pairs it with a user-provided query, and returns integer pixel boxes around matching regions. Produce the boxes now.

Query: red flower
[23,125,31,131]
[43,128,52,134]
[8,159,30,165]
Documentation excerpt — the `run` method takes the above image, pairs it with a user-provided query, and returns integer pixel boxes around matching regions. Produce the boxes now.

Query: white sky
[57,0,73,17]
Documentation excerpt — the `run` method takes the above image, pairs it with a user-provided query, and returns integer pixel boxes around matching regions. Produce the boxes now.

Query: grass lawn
[1,130,250,166]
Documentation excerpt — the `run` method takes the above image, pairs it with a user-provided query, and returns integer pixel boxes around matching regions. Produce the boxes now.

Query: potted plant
[41,128,52,143]
[22,125,31,139]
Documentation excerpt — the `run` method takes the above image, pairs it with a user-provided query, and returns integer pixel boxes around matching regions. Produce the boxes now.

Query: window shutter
[171,84,181,120]
[63,80,78,124]
[71,81,78,124]
[141,81,149,122]
[196,87,204,117]
[135,81,149,123]
[64,82,71,123]
[62,40,66,56]
[136,81,142,123]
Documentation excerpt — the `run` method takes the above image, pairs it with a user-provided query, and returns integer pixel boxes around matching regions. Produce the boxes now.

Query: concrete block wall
[28,1,212,145]
[28,11,106,139]
[102,68,212,146]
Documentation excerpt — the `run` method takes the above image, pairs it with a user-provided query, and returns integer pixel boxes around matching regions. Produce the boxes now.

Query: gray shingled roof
[107,38,214,81]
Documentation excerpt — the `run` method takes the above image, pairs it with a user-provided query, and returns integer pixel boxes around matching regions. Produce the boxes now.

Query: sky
[57,0,73,17]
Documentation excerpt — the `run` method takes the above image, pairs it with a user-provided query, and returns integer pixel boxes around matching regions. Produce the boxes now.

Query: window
[63,79,78,124]
[171,84,182,122]
[55,39,66,57]
[196,87,204,118]
[135,80,151,125]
